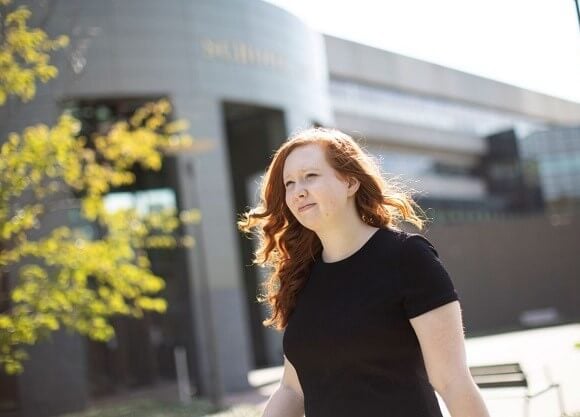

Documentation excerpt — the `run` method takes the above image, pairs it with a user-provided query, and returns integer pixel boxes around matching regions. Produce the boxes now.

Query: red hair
[237,127,426,330]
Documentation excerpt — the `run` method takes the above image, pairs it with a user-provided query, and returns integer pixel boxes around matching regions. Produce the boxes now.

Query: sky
[264,0,580,104]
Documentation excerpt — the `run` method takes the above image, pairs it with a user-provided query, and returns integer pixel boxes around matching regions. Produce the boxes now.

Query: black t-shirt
[282,227,460,417]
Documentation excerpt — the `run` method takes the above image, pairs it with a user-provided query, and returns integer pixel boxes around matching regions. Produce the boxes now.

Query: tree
[0,0,203,374]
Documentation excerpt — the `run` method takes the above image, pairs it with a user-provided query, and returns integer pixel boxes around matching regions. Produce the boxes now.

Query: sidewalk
[225,323,580,417]
[222,367,281,409]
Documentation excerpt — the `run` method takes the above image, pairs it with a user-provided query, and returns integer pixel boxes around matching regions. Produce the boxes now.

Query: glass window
[330,78,547,137]
[368,147,434,177]
[60,97,188,396]
[104,188,177,216]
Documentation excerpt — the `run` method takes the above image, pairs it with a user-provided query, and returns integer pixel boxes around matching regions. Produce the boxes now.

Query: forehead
[282,144,328,177]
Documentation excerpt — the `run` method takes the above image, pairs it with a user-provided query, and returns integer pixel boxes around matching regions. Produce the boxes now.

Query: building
[519,126,580,214]
[0,1,579,416]
[323,35,578,222]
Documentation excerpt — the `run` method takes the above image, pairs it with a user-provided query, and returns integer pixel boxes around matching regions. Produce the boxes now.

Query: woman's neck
[317,220,379,263]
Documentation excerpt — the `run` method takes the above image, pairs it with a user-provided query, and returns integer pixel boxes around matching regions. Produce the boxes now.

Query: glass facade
[370,148,475,178]
[62,97,194,396]
[520,127,580,207]
[103,188,177,216]
[364,144,502,225]
[330,78,548,138]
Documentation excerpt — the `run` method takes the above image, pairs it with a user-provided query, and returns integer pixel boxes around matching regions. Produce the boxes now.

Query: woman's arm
[261,355,305,417]
[410,301,491,417]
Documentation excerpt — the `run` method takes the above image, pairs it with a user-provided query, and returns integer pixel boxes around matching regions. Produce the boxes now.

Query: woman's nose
[296,184,307,199]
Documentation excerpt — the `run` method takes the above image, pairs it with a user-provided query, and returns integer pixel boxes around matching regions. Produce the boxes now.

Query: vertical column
[173,96,253,401]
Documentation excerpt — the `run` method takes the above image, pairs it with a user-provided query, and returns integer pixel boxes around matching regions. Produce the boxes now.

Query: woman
[238,127,490,417]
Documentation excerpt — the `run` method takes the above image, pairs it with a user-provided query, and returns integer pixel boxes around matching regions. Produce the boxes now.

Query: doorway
[222,102,286,368]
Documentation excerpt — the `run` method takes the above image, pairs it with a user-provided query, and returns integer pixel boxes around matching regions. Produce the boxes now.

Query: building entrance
[223,102,286,368]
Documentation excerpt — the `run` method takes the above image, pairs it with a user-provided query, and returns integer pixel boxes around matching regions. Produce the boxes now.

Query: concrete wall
[325,35,580,124]
[421,214,580,335]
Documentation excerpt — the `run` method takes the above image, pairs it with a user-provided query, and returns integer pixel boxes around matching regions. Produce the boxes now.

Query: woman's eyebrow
[284,168,319,181]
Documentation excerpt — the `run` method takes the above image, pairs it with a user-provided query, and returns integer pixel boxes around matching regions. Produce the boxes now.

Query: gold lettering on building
[200,38,286,71]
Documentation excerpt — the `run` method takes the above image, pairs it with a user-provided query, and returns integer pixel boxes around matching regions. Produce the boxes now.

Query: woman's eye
[285,181,294,187]
[306,173,317,178]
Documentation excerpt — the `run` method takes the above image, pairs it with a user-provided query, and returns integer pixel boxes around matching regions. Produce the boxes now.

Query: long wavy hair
[237,127,427,330]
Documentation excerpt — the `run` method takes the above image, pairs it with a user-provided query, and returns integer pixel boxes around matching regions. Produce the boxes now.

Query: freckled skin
[282,144,352,233]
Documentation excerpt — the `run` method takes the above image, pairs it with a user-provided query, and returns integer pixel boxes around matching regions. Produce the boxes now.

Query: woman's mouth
[298,203,316,213]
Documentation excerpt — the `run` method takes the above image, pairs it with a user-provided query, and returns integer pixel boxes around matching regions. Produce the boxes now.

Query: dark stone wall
[421,214,580,336]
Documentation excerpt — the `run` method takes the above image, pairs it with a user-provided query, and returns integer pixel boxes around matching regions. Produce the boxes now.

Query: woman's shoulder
[377,226,418,245]
[366,226,408,260]
[376,227,437,257]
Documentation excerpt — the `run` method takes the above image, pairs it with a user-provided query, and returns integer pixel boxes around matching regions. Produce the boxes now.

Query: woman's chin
[297,220,319,232]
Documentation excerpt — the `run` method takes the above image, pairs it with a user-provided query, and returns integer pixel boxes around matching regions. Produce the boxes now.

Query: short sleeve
[399,234,460,319]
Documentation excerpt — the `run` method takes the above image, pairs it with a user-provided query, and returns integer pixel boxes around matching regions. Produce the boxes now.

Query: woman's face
[282,143,356,232]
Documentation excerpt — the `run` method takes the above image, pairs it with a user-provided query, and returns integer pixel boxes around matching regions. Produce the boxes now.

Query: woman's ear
[347,176,360,196]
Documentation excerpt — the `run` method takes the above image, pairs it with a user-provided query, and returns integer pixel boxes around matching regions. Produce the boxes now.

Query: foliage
[0,0,202,374]
[0,0,69,104]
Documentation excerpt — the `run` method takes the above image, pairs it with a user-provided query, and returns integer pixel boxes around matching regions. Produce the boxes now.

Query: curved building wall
[0,0,332,412]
